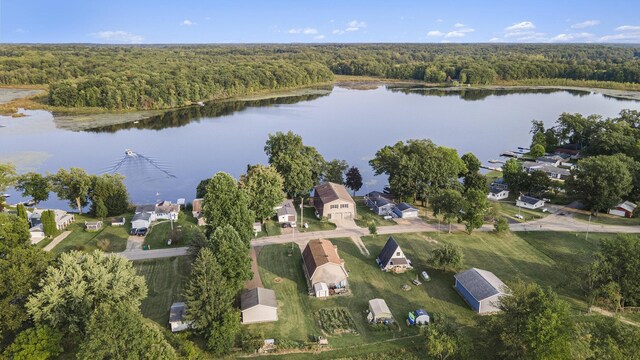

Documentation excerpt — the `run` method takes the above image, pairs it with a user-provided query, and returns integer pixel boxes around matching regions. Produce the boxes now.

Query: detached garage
[393,203,419,218]
[454,268,508,314]
[241,287,278,324]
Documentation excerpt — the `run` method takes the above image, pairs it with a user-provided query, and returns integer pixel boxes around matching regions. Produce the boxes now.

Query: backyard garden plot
[315,307,358,335]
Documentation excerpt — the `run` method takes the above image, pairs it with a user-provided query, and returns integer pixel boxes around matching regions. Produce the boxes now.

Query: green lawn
[134,256,191,325]
[143,213,199,249]
[353,198,396,228]
[297,206,336,232]
[573,212,640,226]
[255,219,282,238]
[52,214,130,254]
[498,202,548,222]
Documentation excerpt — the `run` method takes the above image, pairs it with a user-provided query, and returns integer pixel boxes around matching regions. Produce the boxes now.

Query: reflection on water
[386,85,592,101]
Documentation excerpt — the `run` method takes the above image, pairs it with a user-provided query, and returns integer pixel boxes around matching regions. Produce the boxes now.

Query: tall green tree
[324,159,348,184]
[202,172,254,244]
[431,189,463,233]
[528,170,553,198]
[15,172,50,206]
[208,225,253,292]
[460,189,489,234]
[345,166,363,196]
[588,235,640,307]
[51,168,93,214]
[239,164,285,222]
[26,250,147,336]
[502,159,529,195]
[3,325,63,360]
[184,248,240,355]
[41,210,57,237]
[431,243,464,271]
[77,304,177,360]
[423,316,467,360]
[484,281,573,360]
[577,316,640,360]
[0,212,31,251]
[16,203,28,221]
[89,173,129,216]
[0,163,16,209]
[196,178,211,198]
[529,144,546,158]
[566,155,633,214]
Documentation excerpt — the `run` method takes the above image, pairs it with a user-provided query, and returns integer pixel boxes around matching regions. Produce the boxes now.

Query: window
[330,204,339,209]
[396,251,401,256]
[340,204,349,208]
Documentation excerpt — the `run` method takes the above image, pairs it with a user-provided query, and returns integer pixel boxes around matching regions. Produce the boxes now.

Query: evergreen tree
[41,210,57,237]
[16,203,28,222]
[345,166,363,196]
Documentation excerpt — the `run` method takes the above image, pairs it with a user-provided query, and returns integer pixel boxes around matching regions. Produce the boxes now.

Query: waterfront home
[312,182,356,220]
[516,195,545,210]
[135,204,157,221]
[522,161,571,180]
[377,236,412,273]
[364,191,396,216]
[393,202,419,218]
[487,187,509,201]
[30,208,75,230]
[85,221,103,231]
[367,299,394,323]
[535,155,564,167]
[241,287,278,324]
[155,200,180,220]
[491,178,508,191]
[608,201,637,218]
[302,239,349,297]
[131,212,152,229]
[169,302,192,332]
[276,199,297,226]
[454,268,508,314]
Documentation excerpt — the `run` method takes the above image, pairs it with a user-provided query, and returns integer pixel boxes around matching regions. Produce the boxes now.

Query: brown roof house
[241,287,278,324]
[302,239,349,297]
[312,182,356,220]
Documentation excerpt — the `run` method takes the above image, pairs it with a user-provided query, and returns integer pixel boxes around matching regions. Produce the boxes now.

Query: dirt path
[126,235,144,251]
[590,307,640,327]
[43,231,71,252]
[350,236,370,256]
[244,246,265,290]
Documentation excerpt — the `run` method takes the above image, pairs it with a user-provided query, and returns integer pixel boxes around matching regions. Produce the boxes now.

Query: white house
[377,237,412,273]
[135,204,157,222]
[487,187,509,201]
[522,162,571,180]
[131,212,151,229]
[608,201,637,218]
[241,287,278,324]
[393,202,419,218]
[276,199,297,226]
[169,302,192,332]
[155,201,180,220]
[516,195,545,210]
[30,209,75,230]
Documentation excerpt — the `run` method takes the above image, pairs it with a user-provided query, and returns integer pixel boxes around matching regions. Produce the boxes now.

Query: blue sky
[2,0,640,44]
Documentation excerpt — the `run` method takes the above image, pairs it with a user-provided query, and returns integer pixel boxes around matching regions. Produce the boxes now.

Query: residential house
[169,302,192,332]
[155,200,180,220]
[367,298,394,323]
[516,195,545,210]
[241,287,278,324]
[365,191,396,216]
[491,178,508,191]
[554,148,580,159]
[135,204,157,222]
[487,187,509,201]
[312,182,356,220]
[535,155,564,167]
[454,268,508,314]
[522,161,571,180]
[377,236,412,273]
[277,199,297,226]
[302,239,349,296]
[131,212,152,229]
[393,202,419,218]
[192,198,203,217]
[85,221,103,231]
[30,209,75,231]
[609,201,637,218]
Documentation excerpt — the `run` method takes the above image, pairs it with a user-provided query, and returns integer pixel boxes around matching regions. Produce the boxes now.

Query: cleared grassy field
[134,256,191,325]
[52,214,130,254]
[143,213,199,249]
[573,212,640,226]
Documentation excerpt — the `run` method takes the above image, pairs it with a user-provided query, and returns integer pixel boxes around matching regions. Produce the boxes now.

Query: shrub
[368,221,377,235]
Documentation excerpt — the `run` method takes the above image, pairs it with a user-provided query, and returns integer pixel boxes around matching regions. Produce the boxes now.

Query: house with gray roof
[487,187,509,201]
[377,236,412,273]
[131,212,152,229]
[516,195,545,210]
[454,268,508,314]
[522,161,571,180]
[393,202,419,218]
[276,199,297,226]
[241,287,278,324]
[365,191,396,216]
[169,302,192,332]
[367,298,394,323]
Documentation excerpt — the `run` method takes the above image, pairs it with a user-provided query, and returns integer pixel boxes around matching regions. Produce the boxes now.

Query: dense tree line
[1,44,640,110]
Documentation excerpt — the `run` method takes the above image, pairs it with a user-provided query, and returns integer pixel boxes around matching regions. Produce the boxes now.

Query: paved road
[115,210,640,260]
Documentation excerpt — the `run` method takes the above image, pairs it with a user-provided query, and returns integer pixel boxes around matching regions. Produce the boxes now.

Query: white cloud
[550,32,595,42]
[181,20,195,26]
[488,37,503,42]
[615,25,640,32]
[90,30,144,43]
[314,35,325,40]
[505,21,536,32]
[345,20,366,32]
[332,29,342,35]
[445,31,466,38]
[571,20,600,29]
[289,28,318,35]
[427,30,444,37]
[453,23,466,28]
[436,19,443,23]
[600,32,640,42]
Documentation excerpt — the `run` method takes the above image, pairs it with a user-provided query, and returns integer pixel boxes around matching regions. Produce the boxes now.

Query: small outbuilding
[169,302,192,332]
[454,268,508,314]
[85,221,103,231]
[377,236,412,273]
[487,187,509,201]
[608,201,637,218]
[313,282,330,298]
[516,195,545,210]
[253,222,262,234]
[407,309,430,325]
[110,217,125,226]
[367,298,394,323]
[393,202,419,218]
[241,287,278,324]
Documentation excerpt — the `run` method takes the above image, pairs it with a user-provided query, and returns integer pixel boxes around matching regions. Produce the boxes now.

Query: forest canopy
[1,44,640,110]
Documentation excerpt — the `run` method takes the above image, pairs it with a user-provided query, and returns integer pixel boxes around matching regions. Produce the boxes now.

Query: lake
[2,85,640,209]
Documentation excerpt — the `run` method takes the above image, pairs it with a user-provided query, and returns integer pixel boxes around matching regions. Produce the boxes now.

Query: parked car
[130,228,138,235]
[514,214,524,220]
[421,271,430,281]
[136,227,148,236]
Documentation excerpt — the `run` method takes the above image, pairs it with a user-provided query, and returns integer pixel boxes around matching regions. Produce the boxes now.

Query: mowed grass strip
[52,214,130,254]
[134,256,191,325]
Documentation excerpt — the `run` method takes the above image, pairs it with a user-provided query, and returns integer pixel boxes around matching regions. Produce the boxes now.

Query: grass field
[52,214,130,254]
[134,256,191,325]
[255,219,282,238]
[297,206,336,232]
[353,199,396,228]
[573,212,640,226]
[498,202,548,222]
[143,213,198,249]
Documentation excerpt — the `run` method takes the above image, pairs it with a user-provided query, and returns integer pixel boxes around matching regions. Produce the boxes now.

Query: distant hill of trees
[1,44,639,110]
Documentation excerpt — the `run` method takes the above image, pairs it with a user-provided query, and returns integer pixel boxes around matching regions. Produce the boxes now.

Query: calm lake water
[2,85,640,209]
